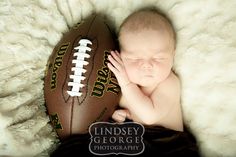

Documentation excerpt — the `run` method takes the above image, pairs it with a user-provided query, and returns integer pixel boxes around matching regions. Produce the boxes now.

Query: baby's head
[118,8,176,87]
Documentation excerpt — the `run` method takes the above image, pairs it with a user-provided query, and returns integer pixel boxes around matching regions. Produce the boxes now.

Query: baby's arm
[116,82,160,125]
[119,76,182,130]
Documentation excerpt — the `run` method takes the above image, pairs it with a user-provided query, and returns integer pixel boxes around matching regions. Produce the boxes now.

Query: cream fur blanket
[0,0,236,156]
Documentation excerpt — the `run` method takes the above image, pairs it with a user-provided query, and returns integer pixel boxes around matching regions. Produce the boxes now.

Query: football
[44,14,121,140]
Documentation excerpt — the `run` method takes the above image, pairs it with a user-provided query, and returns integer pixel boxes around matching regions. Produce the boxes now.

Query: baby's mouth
[143,74,154,78]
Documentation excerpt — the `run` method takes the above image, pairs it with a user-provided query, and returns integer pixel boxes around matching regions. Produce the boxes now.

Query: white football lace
[67,39,92,97]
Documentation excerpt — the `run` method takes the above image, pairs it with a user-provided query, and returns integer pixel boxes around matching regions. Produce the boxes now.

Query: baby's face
[119,29,175,87]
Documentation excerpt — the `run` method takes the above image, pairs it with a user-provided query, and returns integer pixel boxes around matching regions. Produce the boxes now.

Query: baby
[107,8,183,132]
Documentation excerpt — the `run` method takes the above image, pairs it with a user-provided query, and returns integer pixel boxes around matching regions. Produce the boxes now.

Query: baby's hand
[108,50,131,87]
[112,109,131,123]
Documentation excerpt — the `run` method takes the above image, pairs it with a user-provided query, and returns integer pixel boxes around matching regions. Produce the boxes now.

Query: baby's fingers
[107,63,119,76]
[112,110,126,123]
[110,51,123,64]
[108,55,122,72]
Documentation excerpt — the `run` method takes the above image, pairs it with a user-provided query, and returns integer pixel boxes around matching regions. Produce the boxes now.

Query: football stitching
[79,39,97,105]
[67,39,92,97]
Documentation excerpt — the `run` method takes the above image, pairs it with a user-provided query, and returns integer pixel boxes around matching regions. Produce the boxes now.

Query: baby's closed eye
[153,57,167,61]
[124,57,141,62]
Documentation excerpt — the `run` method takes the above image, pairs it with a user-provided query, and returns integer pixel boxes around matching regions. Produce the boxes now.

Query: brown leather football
[44,14,121,140]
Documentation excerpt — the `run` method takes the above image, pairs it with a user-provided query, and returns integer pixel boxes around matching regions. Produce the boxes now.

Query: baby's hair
[118,7,176,49]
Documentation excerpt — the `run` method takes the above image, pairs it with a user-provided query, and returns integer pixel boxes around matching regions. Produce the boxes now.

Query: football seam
[70,15,97,135]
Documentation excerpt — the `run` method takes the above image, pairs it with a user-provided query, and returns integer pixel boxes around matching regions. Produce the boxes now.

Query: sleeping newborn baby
[108,8,183,131]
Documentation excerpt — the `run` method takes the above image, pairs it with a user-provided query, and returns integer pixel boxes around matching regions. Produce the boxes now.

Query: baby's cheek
[125,67,139,82]
[158,65,172,79]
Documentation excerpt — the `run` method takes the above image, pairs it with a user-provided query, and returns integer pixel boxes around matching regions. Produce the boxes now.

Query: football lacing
[67,39,92,97]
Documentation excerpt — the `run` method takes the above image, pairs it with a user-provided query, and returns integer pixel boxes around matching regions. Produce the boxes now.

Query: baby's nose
[141,60,152,69]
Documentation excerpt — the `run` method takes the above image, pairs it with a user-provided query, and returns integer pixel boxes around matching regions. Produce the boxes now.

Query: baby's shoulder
[154,71,180,94]
[166,71,180,86]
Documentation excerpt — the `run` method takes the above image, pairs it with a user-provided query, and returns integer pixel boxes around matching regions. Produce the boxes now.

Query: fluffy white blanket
[0,0,236,156]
